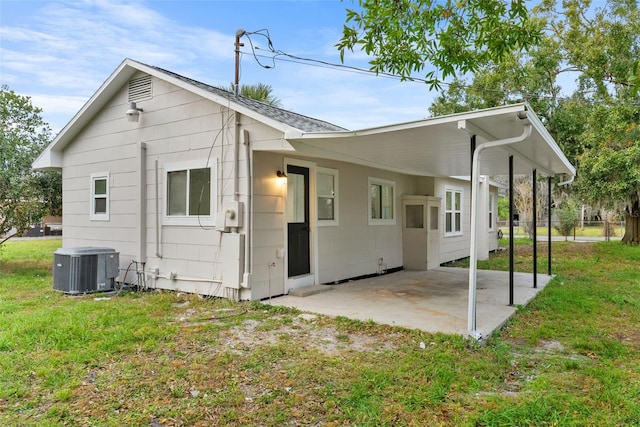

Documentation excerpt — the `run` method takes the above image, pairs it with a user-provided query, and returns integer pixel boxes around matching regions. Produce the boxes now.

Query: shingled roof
[151,64,346,133]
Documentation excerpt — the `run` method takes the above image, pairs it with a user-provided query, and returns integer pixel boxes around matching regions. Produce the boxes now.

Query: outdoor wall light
[276,170,287,185]
[126,102,144,122]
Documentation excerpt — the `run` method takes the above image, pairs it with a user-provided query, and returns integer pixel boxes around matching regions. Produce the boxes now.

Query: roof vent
[128,75,152,102]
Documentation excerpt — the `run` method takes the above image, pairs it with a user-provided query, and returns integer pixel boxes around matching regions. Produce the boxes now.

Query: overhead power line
[239,29,638,107]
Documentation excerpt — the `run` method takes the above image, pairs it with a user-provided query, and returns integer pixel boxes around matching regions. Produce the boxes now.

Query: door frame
[284,157,318,291]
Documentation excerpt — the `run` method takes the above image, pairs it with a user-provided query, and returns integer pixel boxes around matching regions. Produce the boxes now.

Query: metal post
[509,155,514,306]
[470,136,476,177]
[532,169,537,289]
[470,134,476,324]
[548,176,552,275]
[234,29,246,96]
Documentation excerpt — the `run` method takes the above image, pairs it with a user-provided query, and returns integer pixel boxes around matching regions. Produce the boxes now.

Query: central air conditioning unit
[53,247,120,294]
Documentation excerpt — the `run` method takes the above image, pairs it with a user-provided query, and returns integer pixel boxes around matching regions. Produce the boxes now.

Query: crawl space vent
[128,75,152,102]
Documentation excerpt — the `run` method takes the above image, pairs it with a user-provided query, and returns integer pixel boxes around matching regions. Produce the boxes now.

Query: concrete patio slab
[264,267,553,337]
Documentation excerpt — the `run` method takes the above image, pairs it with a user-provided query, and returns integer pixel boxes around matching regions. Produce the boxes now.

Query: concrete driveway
[264,267,553,337]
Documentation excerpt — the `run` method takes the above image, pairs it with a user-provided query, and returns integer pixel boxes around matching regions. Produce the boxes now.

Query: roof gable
[33,58,345,170]
[150,65,345,133]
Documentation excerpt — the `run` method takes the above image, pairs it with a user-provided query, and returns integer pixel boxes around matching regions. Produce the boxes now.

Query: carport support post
[509,155,514,306]
[470,135,476,198]
[548,177,552,275]
[533,169,537,288]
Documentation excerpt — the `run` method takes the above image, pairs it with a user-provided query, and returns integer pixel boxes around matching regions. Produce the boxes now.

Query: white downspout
[558,174,575,186]
[242,129,252,289]
[155,159,162,259]
[468,124,532,339]
[234,113,240,202]
[138,142,147,264]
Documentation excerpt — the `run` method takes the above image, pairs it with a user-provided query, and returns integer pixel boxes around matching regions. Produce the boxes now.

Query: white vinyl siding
[90,172,109,221]
[368,177,396,225]
[445,188,463,236]
[317,167,338,225]
[164,161,216,226]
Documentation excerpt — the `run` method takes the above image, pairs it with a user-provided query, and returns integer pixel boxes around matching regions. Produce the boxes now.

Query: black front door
[287,165,310,277]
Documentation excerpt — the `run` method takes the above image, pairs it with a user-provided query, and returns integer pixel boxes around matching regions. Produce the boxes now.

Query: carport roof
[284,103,575,179]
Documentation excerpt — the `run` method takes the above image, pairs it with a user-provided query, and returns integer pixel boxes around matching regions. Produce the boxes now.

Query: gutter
[558,174,575,186]
[467,124,532,340]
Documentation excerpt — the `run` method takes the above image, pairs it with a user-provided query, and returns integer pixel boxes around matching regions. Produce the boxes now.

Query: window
[90,172,109,221]
[317,168,338,225]
[405,204,424,228]
[164,161,216,226]
[369,178,396,225]
[445,188,463,236]
[489,193,495,231]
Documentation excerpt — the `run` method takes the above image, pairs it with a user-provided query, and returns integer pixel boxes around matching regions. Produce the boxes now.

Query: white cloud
[1,0,440,132]
[2,1,233,91]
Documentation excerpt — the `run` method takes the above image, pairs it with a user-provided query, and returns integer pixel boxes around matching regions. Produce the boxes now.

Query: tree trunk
[621,200,640,244]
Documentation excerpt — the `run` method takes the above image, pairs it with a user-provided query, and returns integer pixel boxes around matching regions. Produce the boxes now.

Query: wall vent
[128,75,152,102]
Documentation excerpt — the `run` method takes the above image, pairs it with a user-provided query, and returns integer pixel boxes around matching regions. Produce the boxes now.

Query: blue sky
[0,0,441,133]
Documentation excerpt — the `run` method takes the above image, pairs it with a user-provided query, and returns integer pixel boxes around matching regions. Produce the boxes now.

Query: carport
[265,267,553,335]
[283,103,575,338]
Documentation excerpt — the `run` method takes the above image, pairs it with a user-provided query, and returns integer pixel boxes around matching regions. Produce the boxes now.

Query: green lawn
[1,238,639,426]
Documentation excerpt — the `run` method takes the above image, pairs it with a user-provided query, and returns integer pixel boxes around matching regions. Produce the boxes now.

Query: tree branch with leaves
[337,0,542,87]
[0,85,60,244]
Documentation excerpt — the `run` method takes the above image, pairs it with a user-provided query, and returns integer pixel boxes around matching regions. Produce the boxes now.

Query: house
[33,59,575,305]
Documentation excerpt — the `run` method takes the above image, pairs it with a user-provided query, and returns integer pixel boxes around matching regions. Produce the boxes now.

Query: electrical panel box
[216,202,244,232]
[223,201,243,228]
[53,247,119,294]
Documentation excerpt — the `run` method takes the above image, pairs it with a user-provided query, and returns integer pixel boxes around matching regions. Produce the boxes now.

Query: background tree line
[423,0,640,243]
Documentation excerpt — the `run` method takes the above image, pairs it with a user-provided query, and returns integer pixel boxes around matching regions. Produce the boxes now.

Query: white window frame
[163,160,217,226]
[317,167,339,226]
[444,187,463,236]
[90,172,110,221]
[368,177,396,225]
[489,193,495,231]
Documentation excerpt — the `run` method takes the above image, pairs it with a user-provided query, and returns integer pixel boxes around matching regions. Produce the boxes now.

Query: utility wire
[240,29,638,107]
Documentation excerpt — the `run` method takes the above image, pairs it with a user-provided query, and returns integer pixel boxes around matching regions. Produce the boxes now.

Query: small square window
[164,162,216,226]
[369,178,396,225]
[90,172,109,221]
[317,168,338,225]
[445,188,463,236]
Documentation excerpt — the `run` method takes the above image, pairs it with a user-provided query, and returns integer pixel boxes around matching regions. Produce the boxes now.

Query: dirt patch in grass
[173,302,399,356]
[221,315,398,355]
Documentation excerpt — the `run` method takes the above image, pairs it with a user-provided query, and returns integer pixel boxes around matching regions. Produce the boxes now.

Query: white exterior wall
[433,176,498,264]
[487,184,500,253]
[58,70,501,300]
[60,73,279,298]
[476,178,500,259]
[313,159,415,285]
[434,177,472,263]
[249,153,419,298]
[250,151,288,300]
